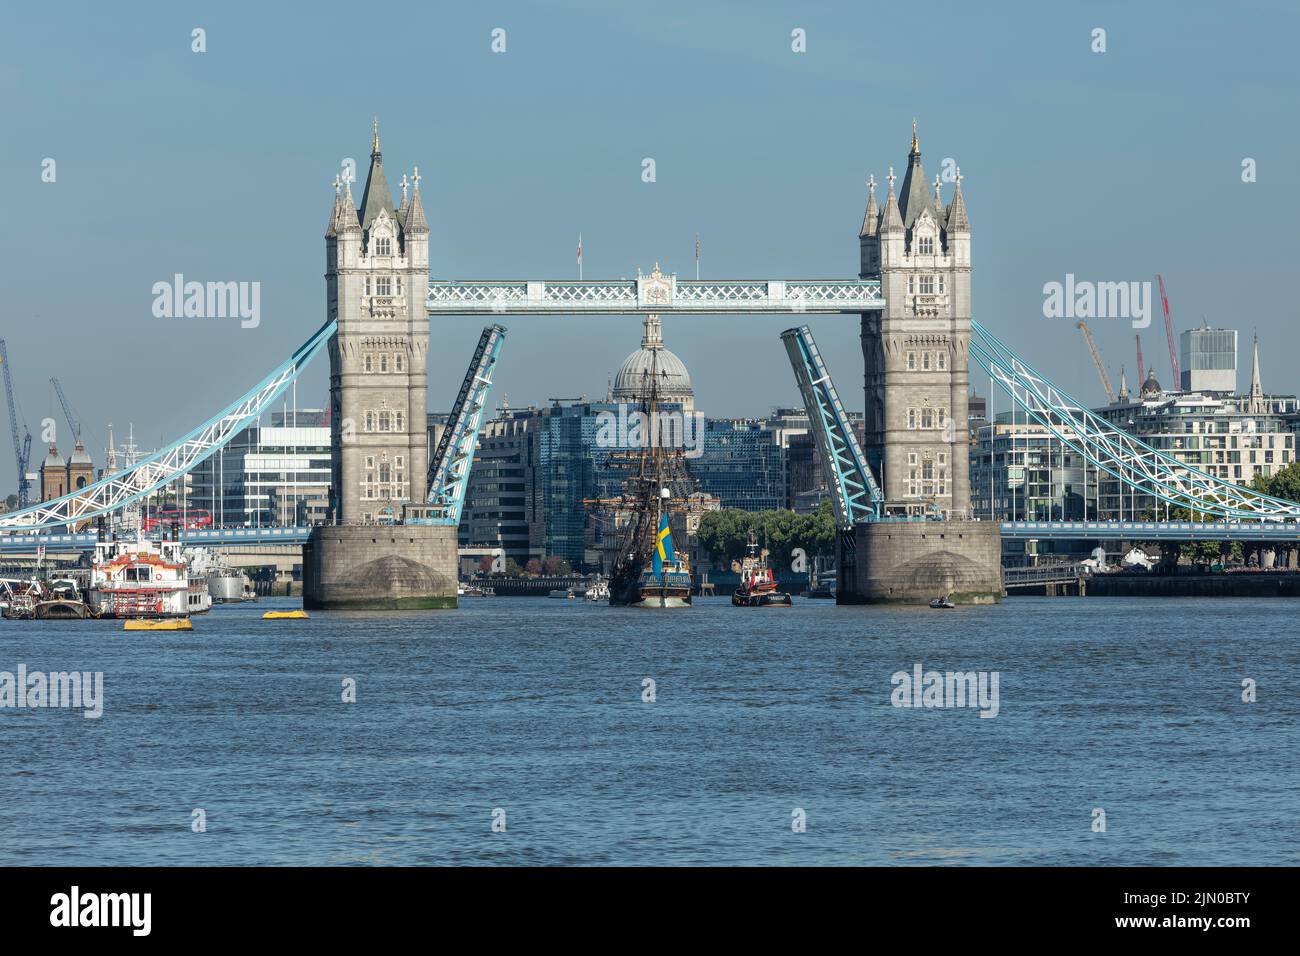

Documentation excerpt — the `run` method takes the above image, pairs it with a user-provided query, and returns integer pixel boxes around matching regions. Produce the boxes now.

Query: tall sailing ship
[585,320,700,608]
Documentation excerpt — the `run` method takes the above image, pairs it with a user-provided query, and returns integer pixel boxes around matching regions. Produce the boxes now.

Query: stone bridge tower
[859,121,971,518]
[306,124,457,610]
[848,123,999,604]
[324,122,430,524]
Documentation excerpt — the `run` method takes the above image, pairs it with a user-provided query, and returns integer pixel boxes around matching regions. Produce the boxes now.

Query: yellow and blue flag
[652,513,675,575]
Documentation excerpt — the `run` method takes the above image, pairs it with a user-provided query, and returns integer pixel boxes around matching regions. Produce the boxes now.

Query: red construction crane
[1135,335,1145,383]
[1157,274,1181,389]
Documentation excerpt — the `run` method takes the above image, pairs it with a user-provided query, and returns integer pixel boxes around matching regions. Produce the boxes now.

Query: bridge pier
[840,519,1002,605]
[303,525,458,610]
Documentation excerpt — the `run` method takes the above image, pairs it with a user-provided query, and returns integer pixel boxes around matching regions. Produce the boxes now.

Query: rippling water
[0,595,1296,866]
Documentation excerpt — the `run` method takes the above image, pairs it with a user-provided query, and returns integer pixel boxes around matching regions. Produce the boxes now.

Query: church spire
[1249,332,1265,413]
[1118,365,1130,403]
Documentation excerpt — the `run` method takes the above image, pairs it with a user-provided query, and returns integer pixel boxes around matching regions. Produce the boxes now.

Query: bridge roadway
[3,520,1300,553]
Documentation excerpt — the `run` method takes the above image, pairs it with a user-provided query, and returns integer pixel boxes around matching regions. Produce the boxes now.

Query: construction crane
[0,339,33,507]
[1075,321,1115,404]
[49,377,81,442]
[1157,274,1181,389]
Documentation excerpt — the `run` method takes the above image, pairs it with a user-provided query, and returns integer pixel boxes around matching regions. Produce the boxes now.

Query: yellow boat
[263,609,310,620]
[124,618,193,631]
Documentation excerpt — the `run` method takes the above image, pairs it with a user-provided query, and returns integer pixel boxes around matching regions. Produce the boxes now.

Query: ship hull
[731,589,792,607]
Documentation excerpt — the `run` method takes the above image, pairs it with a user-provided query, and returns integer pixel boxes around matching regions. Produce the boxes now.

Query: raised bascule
[3,122,1300,606]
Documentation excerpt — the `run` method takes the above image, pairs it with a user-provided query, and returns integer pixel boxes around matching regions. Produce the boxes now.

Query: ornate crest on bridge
[636,263,675,309]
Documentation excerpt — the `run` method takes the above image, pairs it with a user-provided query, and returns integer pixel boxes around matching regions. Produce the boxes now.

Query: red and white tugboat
[731,532,792,607]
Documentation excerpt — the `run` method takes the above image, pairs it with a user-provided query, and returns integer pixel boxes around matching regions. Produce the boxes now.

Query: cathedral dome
[611,314,694,411]
[1141,367,1162,397]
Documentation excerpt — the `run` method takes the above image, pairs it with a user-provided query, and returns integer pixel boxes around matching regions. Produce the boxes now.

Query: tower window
[919,275,935,295]
[376,276,392,296]
[922,352,932,371]
[375,237,392,256]
[937,351,947,370]
[906,351,916,371]
[395,354,404,372]
[364,354,373,372]
[380,355,388,373]
[918,236,934,254]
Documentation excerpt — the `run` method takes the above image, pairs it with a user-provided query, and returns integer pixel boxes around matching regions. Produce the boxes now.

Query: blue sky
[1,0,1296,488]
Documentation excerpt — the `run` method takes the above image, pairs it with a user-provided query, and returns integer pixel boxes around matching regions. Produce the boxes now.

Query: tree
[543,556,572,576]
[525,558,542,576]
[697,503,838,568]
[504,557,523,577]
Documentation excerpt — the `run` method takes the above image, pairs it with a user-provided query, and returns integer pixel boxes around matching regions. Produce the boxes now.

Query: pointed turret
[933,174,944,226]
[945,168,970,234]
[358,118,395,234]
[404,166,428,234]
[1118,365,1130,403]
[879,167,904,234]
[860,174,879,237]
[897,119,935,229]
[326,176,342,238]
[336,177,360,235]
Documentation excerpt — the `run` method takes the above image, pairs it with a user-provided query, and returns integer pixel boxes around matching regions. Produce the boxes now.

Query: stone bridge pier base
[303,525,459,610]
[840,520,1003,605]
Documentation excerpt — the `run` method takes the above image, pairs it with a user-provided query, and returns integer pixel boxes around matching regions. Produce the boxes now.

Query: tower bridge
[2,122,1299,606]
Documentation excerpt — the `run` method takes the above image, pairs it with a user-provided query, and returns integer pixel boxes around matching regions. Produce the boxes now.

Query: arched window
[395,411,404,431]
[365,412,375,432]
[375,237,391,256]
[380,355,388,373]
[918,235,934,254]
[395,354,403,372]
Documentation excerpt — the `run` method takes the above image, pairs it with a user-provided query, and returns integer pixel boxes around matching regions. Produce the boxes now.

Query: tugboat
[731,531,792,607]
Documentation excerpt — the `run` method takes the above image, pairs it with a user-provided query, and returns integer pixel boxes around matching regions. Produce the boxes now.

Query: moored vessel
[89,535,207,619]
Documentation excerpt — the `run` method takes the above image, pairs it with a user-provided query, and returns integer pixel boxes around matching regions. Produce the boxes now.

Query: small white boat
[548,588,576,599]
[929,595,955,609]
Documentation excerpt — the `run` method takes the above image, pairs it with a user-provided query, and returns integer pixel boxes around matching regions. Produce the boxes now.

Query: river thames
[0,596,1295,866]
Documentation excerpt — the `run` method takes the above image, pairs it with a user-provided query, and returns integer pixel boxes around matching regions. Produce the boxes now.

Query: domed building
[610,314,695,412]
[1140,366,1163,398]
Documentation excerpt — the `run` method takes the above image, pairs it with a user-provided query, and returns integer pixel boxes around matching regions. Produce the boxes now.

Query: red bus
[142,508,213,532]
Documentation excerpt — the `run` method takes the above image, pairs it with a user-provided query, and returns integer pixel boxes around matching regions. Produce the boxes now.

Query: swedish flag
[652,513,675,575]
